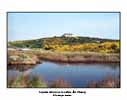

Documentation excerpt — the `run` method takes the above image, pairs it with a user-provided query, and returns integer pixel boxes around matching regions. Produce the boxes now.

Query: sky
[8,12,120,41]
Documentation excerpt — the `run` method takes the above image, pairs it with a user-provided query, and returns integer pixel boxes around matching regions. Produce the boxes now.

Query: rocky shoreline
[8,50,41,65]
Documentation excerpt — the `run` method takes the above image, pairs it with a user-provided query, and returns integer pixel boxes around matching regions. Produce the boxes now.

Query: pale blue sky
[8,12,120,41]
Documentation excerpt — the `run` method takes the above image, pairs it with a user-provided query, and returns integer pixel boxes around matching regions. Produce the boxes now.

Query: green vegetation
[8,36,120,88]
[8,74,119,88]
[8,36,120,64]
[8,75,47,88]
[8,36,120,53]
[42,41,119,53]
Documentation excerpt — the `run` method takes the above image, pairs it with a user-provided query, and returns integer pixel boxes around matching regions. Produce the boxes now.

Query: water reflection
[8,65,35,77]
[41,60,120,69]
[8,61,120,88]
[8,64,35,71]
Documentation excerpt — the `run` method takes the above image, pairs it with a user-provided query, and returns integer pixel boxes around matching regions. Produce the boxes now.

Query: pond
[8,61,120,88]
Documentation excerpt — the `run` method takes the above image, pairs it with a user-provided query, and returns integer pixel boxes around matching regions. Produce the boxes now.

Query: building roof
[63,33,73,35]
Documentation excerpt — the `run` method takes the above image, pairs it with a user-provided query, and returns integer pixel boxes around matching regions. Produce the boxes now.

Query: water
[8,61,120,88]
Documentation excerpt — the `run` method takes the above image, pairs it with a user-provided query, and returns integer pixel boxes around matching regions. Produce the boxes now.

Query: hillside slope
[8,36,119,48]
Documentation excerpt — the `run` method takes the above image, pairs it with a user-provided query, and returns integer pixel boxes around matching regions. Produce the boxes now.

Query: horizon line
[8,34,120,42]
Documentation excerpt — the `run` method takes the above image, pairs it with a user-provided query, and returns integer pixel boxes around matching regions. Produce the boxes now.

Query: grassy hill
[8,36,119,48]
[8,36,120,64]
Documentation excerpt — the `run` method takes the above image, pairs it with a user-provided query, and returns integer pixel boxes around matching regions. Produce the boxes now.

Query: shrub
[8,75,47,88]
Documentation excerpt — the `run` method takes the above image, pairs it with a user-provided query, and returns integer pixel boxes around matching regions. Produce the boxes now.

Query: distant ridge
[8,36,119,48]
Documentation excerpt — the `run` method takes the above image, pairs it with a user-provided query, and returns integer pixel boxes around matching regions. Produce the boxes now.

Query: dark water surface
[8,61,120,88]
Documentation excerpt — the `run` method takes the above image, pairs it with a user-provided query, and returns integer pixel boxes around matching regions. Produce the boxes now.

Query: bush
[8,75,47,88]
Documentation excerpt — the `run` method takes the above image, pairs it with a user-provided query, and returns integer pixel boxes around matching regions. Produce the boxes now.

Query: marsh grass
[8,75,47,88]
[87,76,120,88]
[8,74,119,88]
[35,50,120,63]
[49,79,71,88]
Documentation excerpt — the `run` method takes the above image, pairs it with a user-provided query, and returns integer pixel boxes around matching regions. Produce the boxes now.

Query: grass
[8,49,120,64]
[50,79,71,88]
[8,74,120,88]
[34,50,120,63]
[8,75,47,88]
[87,76,120,88]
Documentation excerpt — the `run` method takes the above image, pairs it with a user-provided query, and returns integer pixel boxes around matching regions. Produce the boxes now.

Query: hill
[8,36,120,64]
[8,36,119,48]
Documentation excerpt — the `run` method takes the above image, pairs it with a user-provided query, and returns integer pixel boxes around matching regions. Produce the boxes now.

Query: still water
[8,61,120,88]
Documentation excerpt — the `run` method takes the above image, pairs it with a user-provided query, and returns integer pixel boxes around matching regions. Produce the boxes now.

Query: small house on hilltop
[63,33,74,37]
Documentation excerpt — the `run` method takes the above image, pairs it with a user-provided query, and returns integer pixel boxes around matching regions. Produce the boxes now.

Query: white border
[0,0,127,99]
